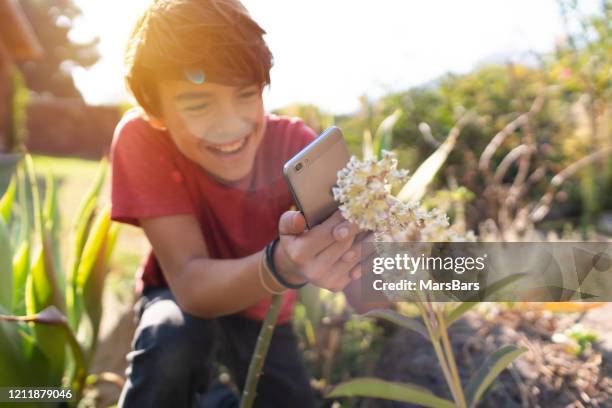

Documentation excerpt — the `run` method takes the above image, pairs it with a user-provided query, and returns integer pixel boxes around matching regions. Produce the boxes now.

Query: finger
[341,231,377,262]
[332,220,361,242]
[308,236,355,282]
[291,210,346,259]
[326,266,353,292]
[348,263,362,280]
[279,211,307,236]
[343,239,377,279]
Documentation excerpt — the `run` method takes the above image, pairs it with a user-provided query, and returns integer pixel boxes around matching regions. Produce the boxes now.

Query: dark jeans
[118,286,316,408]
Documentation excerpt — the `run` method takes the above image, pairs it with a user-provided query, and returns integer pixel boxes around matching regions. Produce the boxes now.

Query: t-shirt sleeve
[110,113,194,227]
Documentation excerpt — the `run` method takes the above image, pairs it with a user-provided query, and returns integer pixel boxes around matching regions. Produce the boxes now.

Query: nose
[206,101,249,143]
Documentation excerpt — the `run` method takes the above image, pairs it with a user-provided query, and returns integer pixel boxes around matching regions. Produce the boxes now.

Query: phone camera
[295,162,303,171]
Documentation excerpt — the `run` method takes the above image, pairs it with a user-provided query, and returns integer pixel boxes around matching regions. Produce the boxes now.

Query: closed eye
[184,103,209,112]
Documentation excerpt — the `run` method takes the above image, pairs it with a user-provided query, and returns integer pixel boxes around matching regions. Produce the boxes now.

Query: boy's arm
[140,214,286,318]
[140,210,363,319]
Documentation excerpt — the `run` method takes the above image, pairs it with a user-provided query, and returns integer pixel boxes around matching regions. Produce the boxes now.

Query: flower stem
[414,298,462,407]
[436,305,467,408]
[239,294,283,408]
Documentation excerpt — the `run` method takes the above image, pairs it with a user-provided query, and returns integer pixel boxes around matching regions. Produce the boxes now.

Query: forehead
[159,80,257,101]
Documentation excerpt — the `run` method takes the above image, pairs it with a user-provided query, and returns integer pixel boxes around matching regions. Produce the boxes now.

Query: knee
[131,299,218,370]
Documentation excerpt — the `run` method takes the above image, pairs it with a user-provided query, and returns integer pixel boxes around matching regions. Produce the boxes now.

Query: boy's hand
[275,209,374,293]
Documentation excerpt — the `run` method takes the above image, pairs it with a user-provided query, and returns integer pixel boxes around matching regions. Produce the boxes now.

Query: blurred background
[0,0,610,407]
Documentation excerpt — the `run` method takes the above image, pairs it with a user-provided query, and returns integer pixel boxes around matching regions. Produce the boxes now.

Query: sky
[70,0,600,115]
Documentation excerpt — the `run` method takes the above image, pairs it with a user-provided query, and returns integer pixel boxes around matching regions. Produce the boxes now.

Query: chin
[205,158,254,184]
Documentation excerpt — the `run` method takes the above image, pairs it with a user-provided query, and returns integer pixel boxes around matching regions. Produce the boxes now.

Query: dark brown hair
[124,0,273,116]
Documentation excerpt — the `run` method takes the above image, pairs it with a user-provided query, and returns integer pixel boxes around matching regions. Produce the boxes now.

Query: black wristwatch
[265,237,308,289]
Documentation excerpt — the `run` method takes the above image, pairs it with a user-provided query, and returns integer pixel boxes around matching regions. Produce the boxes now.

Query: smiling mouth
[204,133,250,155]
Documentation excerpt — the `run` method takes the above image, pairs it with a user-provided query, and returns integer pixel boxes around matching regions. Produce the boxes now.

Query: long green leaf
[0,175,16,223]
[298,284,321,342]
[0,217,12,310]
[373,108,402,159]
[67,197,97,330]
[446,273,526,326]
[15,163,32,246]
[77,204,112,358]
[0,317,28,386]
[0,305,47,388]
[104,222,120,264]
[397,125,460,203]
[25,247,66,385]
[73,158,108,231]
[12,240,30,315]
[43,172,64,299]
[67,159,107,330]
[0,306,87,396]
[24,155,43,238]
[465,346,528,407]
[364,309,430,340]
[327,377,455,408]
[76,205,111,291]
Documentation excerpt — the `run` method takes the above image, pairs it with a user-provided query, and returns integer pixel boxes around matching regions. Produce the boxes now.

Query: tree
[17,0,99,99]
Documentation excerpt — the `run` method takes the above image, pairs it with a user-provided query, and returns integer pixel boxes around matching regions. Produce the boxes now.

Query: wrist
[269,238,308,288]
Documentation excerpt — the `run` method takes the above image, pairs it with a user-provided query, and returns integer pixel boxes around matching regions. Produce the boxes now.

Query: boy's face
[156,80,266,184]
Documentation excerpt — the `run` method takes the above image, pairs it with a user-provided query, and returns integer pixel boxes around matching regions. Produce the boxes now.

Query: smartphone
[283,126,351,229]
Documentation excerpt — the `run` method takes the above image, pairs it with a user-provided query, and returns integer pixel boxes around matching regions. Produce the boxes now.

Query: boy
[110,1,375,407]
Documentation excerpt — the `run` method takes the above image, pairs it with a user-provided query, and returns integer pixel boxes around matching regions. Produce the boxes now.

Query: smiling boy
[110,1,373,407]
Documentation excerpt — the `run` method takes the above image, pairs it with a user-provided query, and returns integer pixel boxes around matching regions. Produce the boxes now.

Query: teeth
[210,137,247,153]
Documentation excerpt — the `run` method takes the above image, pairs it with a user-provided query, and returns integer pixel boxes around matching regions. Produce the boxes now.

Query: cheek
[178,114,212,141]
[245,99,265,135]
[164,114,206,154]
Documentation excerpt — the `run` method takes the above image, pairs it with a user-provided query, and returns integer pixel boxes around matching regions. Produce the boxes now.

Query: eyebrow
[175,92,212,102]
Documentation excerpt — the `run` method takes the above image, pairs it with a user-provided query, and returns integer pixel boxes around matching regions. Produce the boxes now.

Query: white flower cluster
[333,150,475,243]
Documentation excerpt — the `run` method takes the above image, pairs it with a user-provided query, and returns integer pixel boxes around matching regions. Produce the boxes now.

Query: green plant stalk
[239,294,283,408]
[436,305,467,408]
[414,298,462,406]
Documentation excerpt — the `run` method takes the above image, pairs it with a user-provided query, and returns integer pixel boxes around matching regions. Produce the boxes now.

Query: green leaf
[67,159,107,331]
[76,205,111,291]
[12,240,30,315]
[373,108,402,159]
[73,158,108,230]
[0,217,12,310]
[77,204,112,357]
[364,309,430,340]
[43,172,64,299]
[465,345,528,407]
[25,246,66,384]
[0,174,16,223]
[104,222,120,264]
[15,163,32,246]
[327,377,455,408]
[397,124,460,203]
[67,197,97,330]
[0,306,87,394]
[447,273,526,326]
[298,284,321,342]
[24,155,43,238]
[0,308,25,385]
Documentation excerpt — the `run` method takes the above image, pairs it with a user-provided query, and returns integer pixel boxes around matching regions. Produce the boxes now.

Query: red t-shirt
[109,108,317,323]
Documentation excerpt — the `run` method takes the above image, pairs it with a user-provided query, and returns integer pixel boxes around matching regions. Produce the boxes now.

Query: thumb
[279,210,307,236]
